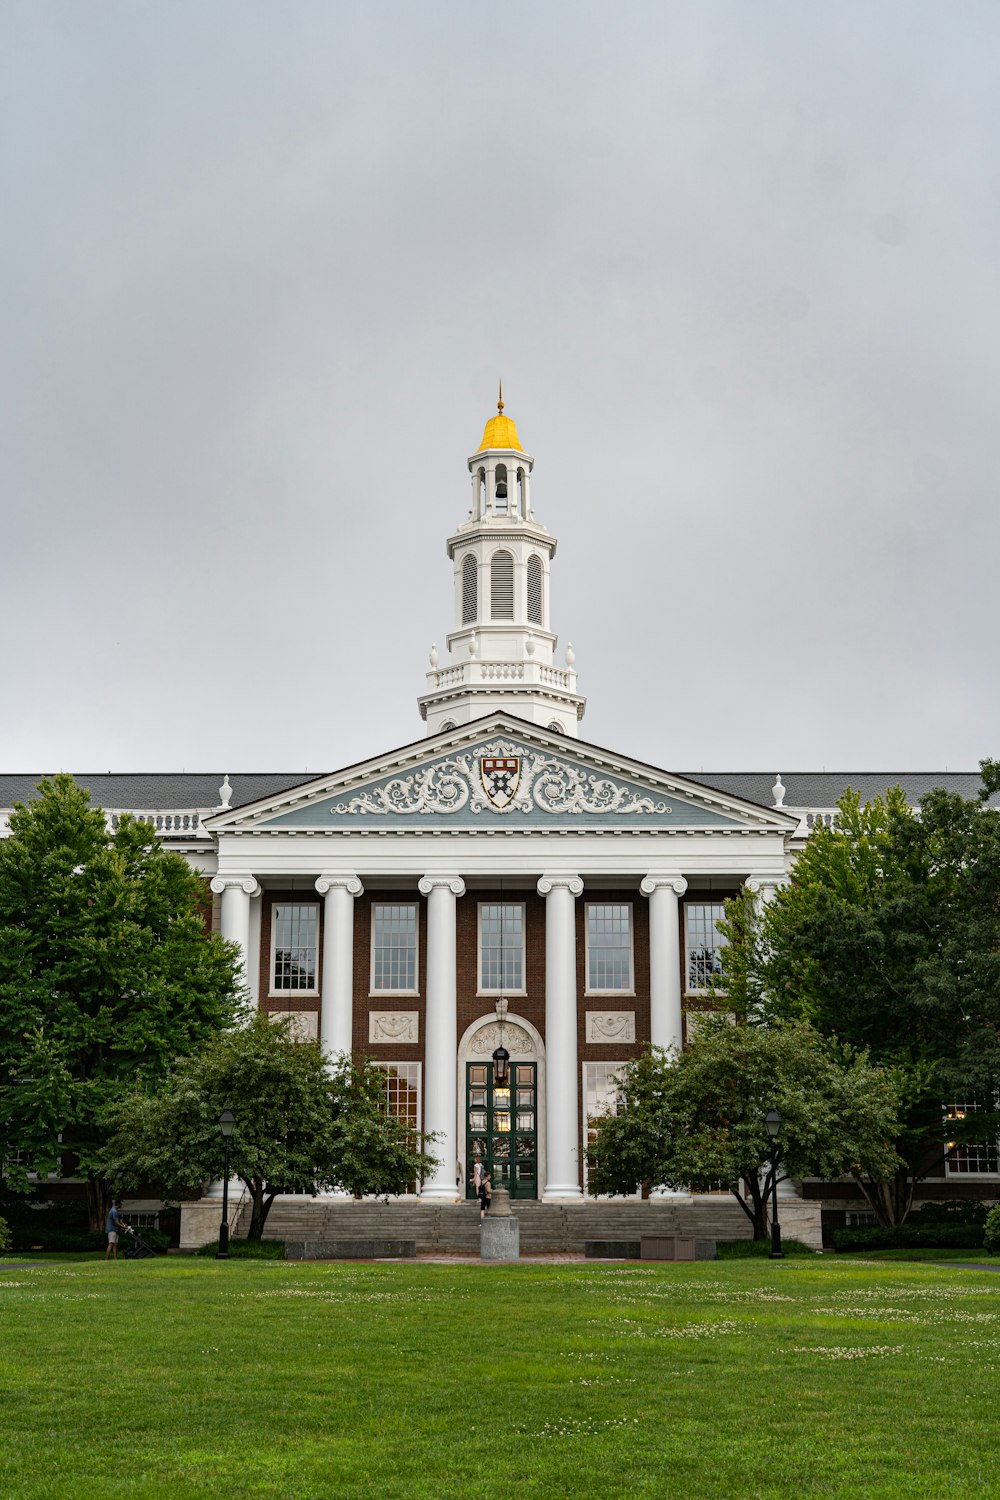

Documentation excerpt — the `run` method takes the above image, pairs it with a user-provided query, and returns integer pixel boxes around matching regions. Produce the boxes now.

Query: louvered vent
[491,551,514,619]
[462,555,478,624]
[527,555,543,624]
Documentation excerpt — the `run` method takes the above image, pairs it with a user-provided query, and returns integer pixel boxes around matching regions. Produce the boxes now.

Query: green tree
[102,1012,439,1240]
[718,762,1000,1224]
[0,775,240,1230]
[587,1021,900,1239]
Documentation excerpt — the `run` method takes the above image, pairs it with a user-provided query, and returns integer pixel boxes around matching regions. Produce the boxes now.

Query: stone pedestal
[480,1185,520,1262]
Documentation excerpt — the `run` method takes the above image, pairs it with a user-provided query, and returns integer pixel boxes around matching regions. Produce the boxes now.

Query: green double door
[466,1061,538,1200]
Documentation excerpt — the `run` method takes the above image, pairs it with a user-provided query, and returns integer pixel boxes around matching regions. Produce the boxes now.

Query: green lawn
[2,1255,1000,1499]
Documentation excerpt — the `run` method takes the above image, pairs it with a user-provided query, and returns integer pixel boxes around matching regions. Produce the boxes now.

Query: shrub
[917,1200,990,1226]
[983,1206,1000,1253]
[0,1217,11,1252]
[195,1239,286,1260]
[716,1238,818,1258]
[11,1226,170,1254]
[832,1223,985,1253]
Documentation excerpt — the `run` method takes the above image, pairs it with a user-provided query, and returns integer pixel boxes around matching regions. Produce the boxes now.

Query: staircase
[258,1197,763,1254]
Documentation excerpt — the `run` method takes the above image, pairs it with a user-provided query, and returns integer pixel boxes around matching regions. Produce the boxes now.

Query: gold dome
[477,412,523,453]
[476,383,523,452]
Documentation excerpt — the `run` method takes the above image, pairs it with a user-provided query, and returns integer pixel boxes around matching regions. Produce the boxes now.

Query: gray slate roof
[677,771,993,809]
[0,768,992,816]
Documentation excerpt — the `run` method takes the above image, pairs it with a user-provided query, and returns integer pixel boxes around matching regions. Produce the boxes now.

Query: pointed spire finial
[497,379,504,415]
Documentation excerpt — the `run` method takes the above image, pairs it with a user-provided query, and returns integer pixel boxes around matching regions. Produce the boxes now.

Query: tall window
[944,1103,1000,1174]
[479,903,525,993]
[527,555,543,624]
[374,1063,421,1194]
[491,550,514,619]
[372,903,418,993]
[271,904,319,994]
[462,555,478,624]
[685,902,727,992]
[586,903,633,992]
[583,1063,637,1195]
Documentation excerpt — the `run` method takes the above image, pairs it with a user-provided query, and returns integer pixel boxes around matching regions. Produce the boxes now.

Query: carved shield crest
[481,756,520,809]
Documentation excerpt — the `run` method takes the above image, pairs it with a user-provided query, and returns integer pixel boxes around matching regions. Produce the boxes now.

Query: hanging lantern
[492,1044,510,1086]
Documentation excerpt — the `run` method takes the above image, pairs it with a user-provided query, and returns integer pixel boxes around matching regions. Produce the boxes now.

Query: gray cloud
[2,1,998,776]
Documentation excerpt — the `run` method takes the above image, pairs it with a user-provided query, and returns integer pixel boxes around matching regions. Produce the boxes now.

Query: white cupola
[418,389,586,736]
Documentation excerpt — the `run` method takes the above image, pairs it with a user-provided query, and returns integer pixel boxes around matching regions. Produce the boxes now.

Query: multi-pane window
[374,1063,421,1194]
[944,1103,1000,1174]
[479,903,524,993]
[586,903,633,992]
[583,1063,637,1195]
[271,904,319,994]
[685,902,728,992]
[372,903,418,993]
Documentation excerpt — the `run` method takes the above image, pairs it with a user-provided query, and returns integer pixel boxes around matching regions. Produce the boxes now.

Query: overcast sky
[2,2,998,778]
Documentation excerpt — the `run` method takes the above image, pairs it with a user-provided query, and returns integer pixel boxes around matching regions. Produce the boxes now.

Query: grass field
[2,1254,1000,1499]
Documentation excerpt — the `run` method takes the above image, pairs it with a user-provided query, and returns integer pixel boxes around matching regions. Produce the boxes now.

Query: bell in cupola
[495,464,508,501]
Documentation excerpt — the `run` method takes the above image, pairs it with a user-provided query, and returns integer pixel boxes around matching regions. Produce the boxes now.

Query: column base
[542,1185,584,1202]
[420,1184,464,1204]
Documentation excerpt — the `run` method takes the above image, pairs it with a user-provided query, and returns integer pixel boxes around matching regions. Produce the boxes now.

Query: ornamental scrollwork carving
[331,741,670,818]
[586,1011,636,1043]
[369,1011,419,1044]
[469,1022,534,1056]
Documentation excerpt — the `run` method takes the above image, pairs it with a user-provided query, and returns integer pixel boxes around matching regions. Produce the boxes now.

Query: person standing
[478,1169,491,1222]
[472,1155,485,1200]
[105,1200,127,1261]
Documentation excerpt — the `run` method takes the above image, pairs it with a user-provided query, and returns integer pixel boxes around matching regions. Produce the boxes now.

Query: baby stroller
[121,1226,158,1259]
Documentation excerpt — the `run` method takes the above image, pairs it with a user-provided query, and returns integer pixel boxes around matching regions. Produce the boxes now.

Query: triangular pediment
[204,716,797,837]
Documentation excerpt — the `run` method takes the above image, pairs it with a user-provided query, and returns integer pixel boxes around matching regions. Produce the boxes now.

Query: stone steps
[255,1197,765,1254]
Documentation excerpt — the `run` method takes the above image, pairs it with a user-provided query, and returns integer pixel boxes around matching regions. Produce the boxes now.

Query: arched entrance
[456,1014,545,1200]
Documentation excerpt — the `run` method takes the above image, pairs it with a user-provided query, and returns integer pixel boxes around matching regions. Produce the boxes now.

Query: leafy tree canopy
[102,1012,439,1239]
[717,763,1000,1223]
[587,1020,899,1239]
[0,775,240,1227]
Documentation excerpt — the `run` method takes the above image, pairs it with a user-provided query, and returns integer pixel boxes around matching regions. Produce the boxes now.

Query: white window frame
[477,901,527,996]
[370,902,420,997]
[582,1062,640,1198]
[684,900,728,996]
[584,901,635,996]
[943,1102,1000,1177]
[372,1062,423,1198]
[269,901,320,998]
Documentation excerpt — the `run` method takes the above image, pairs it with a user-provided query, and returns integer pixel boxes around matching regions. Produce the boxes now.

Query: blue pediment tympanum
[254,737,752,830]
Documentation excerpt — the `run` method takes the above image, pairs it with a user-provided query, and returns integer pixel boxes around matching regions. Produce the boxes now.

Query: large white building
[2,398,993,1226]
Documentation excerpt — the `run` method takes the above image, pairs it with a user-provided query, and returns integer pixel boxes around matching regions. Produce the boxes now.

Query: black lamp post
[765,1108,783,1260]
[492,1044,510,1087]
[217,1107,236,1260]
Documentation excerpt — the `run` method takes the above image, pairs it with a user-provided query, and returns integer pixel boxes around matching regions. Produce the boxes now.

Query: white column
[315,874,364,1060]
[210,875,261,998]
[640,874,688,1053]
[538,873,584,1201]
[418,874,465,1202]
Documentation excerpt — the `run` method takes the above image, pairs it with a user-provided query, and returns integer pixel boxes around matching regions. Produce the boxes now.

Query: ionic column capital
[210,875,261,898]
[640,873,688,898]
[746,876,784,899]
[537,874,583,898]
[418,874,466,898]
[315,874,364,897]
